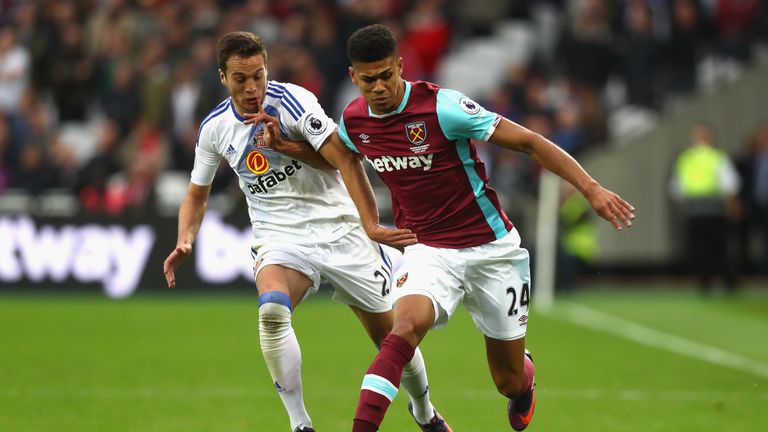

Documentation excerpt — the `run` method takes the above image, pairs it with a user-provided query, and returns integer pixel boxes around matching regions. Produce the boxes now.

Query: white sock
[259,301,312,430]
[400,347,435,424]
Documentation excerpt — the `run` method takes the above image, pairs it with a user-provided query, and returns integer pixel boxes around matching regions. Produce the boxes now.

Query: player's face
[349,56,404,115]
[220,53,267,115]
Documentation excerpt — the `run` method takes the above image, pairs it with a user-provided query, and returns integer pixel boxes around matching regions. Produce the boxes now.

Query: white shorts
[391,228,531,340]
[251,226,400,313]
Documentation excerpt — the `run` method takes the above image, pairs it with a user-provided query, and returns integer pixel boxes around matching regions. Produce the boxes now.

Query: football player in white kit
[162,32,451,432]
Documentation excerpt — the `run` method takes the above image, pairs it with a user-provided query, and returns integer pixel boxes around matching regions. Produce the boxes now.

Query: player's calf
[507,351,535,431]
[259,291,313,430]
[259,292,301,391]
[353,334,415,431]
[491,349,534,400]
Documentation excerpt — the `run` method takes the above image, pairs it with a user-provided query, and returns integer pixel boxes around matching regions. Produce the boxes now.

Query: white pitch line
[552,303,768,380]
[2,387,766,403]
[537,388,768,402]
[435,388,768,402]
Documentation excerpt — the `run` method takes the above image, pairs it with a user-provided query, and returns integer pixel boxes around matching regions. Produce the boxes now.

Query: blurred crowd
[0,0,767,219]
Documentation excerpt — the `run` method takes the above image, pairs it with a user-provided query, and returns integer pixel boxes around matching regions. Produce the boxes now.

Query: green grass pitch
[1,288,767,431]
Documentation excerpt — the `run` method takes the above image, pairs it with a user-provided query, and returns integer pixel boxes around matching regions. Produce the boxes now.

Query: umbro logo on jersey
[225,144,236,155]
[365,154,433,173]
[359,133,370,143]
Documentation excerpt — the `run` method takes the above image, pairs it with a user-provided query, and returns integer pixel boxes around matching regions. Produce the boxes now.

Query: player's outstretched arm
[242,106,335,170]
[318,132,417,249]
[490,118,636,230]
[163,183,211,288]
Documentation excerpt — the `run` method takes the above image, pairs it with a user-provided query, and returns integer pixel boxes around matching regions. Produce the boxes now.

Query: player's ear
[396,57,404,76]
[348,66,357,85]
[219,69,226,86]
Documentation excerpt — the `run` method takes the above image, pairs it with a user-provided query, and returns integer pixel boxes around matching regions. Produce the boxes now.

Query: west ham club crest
[405,121,427,145]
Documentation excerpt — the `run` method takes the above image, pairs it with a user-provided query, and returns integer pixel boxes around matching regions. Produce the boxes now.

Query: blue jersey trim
[455,140,508,239]
[281,98,300,121]
[337,116,359,153]
[281,93,302,120]
[206,98,229,115]
[266,84,284,96]
[268,82,302,120]
[196,99,230,145]
[268,82,286,92]
[258,291,293,312]
[269,82,305,120]
[283,89,305,113]
[200,99,229,126]
[368,80,411,118]
[230,101,246,122]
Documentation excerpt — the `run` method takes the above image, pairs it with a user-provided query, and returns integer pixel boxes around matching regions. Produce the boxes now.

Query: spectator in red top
[714,0,759,61]
[402,0,451,80]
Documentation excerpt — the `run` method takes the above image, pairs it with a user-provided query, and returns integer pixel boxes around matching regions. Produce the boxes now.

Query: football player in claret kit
[330,24,636,431]
[162,31,451,432]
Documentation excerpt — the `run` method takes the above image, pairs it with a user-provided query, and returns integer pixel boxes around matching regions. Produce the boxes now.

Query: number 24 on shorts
[506,283,530,316]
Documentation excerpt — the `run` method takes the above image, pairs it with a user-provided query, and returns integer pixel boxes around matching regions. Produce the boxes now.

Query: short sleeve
[337,115,360,153]
[277,83,337,151]
[190,124,220,186]
[436,88,501,142]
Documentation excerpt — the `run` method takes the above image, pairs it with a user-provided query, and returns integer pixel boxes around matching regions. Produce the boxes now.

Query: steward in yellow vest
[669,123,741,292]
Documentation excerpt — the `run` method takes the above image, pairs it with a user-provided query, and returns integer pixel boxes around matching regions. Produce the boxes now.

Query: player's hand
[583,184,635,230]
[260,120,282,151]
[242,101,286,152]
[241,97,276,131]
[242,111,278,130]
[163,243,192,288]
[364,224,418,250]
[242,96,268,123]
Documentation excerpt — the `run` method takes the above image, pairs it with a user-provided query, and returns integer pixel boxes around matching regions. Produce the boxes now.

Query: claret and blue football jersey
[338,80,513,248]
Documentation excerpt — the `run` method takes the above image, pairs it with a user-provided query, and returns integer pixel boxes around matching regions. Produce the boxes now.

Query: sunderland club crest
[251,123,267,148]
[405,121,427,145]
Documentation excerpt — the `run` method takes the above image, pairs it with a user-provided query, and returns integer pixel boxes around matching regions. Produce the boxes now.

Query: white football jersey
[191,80,359,247]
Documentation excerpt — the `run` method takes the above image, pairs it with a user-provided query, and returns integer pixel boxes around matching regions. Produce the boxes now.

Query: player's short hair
[347,24,397,64]
[217,31,268,73]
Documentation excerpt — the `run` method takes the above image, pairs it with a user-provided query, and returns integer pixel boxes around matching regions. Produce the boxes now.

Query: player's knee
[391,320,430,347]
[391,307,428,333]
[259,302,291,329]
[258,292,293,341]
